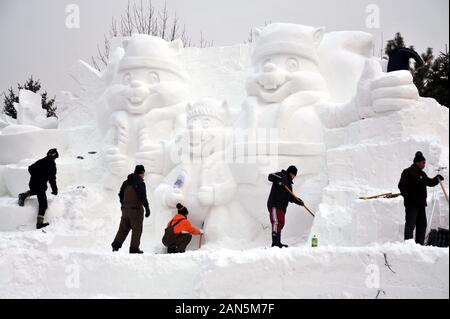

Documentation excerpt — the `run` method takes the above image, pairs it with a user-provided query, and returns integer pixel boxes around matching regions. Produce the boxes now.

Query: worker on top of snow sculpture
[163,203,203,254]
[111,165,151,254]
[387,47,424,72]
[235,23,421,238]
[18,148,59,229]
[101,34,189,188]
[398,152,444,245]
[267,166,304,248]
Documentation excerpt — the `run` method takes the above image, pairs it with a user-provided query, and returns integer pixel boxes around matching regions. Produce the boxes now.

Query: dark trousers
[169,234,192,252]
[24,190,48,216]
[405,205,427,245]
[112,208,144,249]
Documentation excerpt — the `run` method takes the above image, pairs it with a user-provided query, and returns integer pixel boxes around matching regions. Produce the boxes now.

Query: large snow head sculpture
[105,34,188,115]
[247,23,329,104]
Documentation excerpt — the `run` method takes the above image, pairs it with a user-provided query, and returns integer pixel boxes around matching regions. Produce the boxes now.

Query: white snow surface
[0,24,448,298]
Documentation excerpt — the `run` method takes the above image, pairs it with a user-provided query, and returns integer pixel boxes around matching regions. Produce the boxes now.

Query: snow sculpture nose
[130,80,143,88]
[263,62,277,73]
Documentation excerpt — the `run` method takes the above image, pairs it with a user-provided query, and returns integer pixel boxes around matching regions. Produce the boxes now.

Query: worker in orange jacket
[165,203,203,253]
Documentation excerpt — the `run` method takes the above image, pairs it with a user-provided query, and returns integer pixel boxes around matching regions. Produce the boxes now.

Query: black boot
[111,242,121,252]
[18,191,30,207]
[130,247,144,254]
[167,247,177,254]
[36,216,49,229]
[272,232,282,248]
[279,233,289,248]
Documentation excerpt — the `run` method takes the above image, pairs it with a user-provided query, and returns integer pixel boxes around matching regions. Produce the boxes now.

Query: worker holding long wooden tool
[267,166,314,248]
[398,152,445,245]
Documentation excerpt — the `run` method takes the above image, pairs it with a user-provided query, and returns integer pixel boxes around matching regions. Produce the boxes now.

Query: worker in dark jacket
[267,166,304,248]
[387,47,424,72]
[111,165,151,254]
[18,148,59,229]
[398,152,444,245]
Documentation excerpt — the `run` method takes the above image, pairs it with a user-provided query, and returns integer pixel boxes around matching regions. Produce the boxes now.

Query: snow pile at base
[0,235,447,298]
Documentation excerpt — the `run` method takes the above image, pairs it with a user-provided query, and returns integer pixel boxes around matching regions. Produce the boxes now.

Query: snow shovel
[283,185,315,217]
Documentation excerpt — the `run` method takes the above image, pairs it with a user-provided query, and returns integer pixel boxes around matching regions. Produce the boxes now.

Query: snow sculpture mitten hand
[198,186,214,206]
[136,143,165,175]
[165,189,185,208]
[370,70,419,114]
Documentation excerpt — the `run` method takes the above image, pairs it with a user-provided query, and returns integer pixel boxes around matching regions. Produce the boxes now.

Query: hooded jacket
[28,156,57,193]
[267,170,303,211]
[398,164,440,207]
[119,174,150,212]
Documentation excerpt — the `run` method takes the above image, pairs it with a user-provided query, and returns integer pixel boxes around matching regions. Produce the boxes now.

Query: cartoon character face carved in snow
[186,99,231,160]
[246,24,329,105]
[101,34,189,184]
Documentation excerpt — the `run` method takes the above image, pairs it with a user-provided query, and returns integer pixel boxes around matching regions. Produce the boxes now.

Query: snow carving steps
[0,243,447,298]
[0,198,36,231]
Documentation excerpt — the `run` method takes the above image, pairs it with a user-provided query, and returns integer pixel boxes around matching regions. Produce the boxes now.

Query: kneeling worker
[163,203,203,253]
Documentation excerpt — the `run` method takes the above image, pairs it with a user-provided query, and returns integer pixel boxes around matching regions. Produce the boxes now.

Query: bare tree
[92,0,212,71]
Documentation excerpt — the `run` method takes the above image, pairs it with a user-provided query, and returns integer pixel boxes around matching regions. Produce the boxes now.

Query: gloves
[199,229,204,235]
[145,207,151,218]
[437,174,445,181]
[52,190,58,196]
[297,199,305,206]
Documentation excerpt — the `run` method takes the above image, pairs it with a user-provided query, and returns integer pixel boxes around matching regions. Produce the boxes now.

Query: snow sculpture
[101,34,189,186]
[234,23,421,238]
[155,98,258,246]
[0,90,58,131]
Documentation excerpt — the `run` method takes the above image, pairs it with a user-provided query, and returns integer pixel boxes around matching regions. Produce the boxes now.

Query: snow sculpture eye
[262,58,272,70]
[202,118,211,128]
[122,73,132,85]
[286,57,299,72]
[147,71,160,84]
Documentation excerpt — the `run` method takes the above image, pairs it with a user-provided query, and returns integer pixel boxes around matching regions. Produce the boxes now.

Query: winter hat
[287,165,298,176]
[414,151,426,163]
[176,203,189,216]
[134,165,146,175]
[252,23,324,65]
[186,98,230,125]
[47,148,59,159]
[118,34,188,81]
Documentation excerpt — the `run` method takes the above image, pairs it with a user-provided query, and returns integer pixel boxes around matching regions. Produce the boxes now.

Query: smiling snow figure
[102,34,189,186]
[155,98,258,248]
[236,23,421,238]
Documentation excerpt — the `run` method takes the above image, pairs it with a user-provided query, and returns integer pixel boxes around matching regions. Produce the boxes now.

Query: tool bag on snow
[426,228,449,248]
[162,217,186,247]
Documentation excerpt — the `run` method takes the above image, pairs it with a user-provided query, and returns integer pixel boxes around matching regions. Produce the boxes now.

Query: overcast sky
[0,0,448,97]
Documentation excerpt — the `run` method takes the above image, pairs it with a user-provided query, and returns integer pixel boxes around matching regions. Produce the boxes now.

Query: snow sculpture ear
[253,28,262,39]
[186,102,193,112]
[221,100,231,124]
[168,39,184,55]
[313,27,326,46]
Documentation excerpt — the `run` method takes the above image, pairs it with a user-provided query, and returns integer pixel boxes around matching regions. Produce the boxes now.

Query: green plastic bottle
[311,235,318,247]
